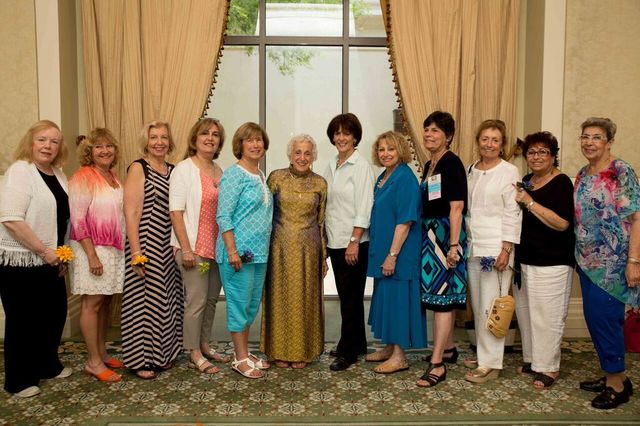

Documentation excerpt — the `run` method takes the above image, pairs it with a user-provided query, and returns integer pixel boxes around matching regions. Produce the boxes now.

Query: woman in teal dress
[365,131,427,374]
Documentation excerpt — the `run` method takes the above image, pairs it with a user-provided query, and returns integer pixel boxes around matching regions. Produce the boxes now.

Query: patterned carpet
[0,340,638,425]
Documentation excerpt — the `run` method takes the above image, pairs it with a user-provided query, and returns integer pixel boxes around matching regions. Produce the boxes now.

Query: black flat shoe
[580,376,606,393]
[330,356,356,371]
[591,385,631,409]
[329,349,341,357]
[422,347,458,364]
[581,377,633,395]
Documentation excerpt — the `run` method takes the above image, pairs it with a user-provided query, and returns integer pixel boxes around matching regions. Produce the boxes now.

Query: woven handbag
[486,271,515,338]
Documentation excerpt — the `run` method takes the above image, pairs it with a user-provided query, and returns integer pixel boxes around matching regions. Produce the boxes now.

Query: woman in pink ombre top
[69,128,125,383]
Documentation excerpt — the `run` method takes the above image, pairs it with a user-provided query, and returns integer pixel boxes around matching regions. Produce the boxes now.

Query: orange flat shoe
[104,357,124,369]
[84,366,122,382]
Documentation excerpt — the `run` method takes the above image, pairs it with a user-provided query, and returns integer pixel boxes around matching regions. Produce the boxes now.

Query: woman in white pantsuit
[465,119,522,383]
[513,131,574,389]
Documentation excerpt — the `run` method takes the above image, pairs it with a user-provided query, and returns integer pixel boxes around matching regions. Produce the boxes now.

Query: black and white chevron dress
[121,159,183,370]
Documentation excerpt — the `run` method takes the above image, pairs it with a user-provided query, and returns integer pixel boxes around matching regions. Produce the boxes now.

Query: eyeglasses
[93,144,116,150]
[525,149,551,158]
[579,134,606,143]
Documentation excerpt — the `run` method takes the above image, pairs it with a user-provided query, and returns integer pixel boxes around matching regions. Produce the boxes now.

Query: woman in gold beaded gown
[260,134,328,369]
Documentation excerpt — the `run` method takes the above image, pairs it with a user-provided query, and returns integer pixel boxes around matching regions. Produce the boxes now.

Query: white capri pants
[468,256,514,370]
[514,263,572,372]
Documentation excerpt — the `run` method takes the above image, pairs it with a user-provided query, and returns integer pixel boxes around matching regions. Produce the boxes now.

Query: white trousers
[468,256,514,369]
[514,263,572,372]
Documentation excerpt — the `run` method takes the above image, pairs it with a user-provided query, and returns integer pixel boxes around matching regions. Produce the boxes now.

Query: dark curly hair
[522,131,559,167]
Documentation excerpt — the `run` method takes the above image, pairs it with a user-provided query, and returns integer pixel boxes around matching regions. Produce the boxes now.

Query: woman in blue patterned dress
[417,111,467,388]
[574,117,639,409]
[217,122,274,379]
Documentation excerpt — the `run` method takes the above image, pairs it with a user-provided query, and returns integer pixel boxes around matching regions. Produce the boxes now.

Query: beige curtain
[81,0,229,177]
[381,0,519,171]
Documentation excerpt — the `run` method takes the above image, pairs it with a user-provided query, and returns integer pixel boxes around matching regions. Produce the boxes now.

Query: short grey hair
[287,134,318,161]
[581,117,617,141]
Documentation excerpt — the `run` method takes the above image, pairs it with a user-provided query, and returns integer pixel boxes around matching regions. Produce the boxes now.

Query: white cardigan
[466,159,522,258]
[168,157,222,249]
[0,160,68,266]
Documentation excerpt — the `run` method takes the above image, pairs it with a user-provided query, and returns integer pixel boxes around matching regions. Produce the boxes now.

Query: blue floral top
[574,158,640,306]
[216,164,274,264]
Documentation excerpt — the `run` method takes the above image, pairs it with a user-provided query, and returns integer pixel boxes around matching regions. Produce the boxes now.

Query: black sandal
[533,372,555,388]
[416,362,447,388]
[422,347,458,364]
[133,369,157,380]
[518,363,534,375]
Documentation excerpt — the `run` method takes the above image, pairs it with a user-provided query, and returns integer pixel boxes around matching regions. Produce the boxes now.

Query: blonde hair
[13,120,67,168]
[77,128,120,168]
[139,121,175,156]
[371,131,412,167]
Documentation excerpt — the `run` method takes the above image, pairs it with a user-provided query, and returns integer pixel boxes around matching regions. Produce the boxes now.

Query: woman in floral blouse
[574,117,639,410]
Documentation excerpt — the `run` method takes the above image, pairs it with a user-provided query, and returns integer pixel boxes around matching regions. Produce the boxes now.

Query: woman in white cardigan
[169,118,231,375]
[464,119,522,383]
[0,120,72,398]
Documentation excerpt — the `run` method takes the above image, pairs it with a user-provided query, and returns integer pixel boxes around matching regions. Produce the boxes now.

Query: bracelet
[182,250,193,255]
[229,250,238,256]
[131,250,142,256]
[501,246,513,254]
[526,201,535,211]
[450,243,459,247]
[629,257,640,264]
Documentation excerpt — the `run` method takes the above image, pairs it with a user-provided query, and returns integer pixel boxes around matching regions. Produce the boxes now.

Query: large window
[205,0,398,173]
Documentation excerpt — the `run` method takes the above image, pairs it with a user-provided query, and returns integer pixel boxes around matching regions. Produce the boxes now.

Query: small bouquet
[480,256,496,272]
[515,180,534,191]
[240,250,254,264]
[55,245,75,264]
[131,253,149,267]
[198,261,211,275]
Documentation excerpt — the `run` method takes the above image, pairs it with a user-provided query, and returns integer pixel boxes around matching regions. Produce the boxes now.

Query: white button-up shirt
[323,149,375,249]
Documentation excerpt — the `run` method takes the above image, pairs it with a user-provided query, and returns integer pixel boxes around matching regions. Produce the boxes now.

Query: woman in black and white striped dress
[122,121,183,379]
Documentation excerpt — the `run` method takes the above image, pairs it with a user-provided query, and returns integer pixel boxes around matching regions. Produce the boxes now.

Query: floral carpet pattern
[0,340,638,425]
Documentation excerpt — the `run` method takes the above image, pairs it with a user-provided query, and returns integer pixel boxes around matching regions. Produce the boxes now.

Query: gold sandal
[465,366,499,383]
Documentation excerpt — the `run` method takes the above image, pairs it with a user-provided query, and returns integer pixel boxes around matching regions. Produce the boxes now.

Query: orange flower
[131,254,149,266]
[55,245,75,263]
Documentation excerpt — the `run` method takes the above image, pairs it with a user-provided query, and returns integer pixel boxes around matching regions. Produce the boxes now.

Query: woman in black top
[514,131,574,389]
[416,111,468,388]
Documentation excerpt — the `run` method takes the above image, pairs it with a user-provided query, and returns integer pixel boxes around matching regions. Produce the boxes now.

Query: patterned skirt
[420,216,468,311]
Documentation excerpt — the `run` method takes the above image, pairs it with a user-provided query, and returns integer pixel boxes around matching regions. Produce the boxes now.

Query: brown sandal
[373,359,409,374]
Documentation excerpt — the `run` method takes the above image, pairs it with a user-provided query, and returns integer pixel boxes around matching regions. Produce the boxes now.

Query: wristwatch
[389,251,398,257]
[349,236,360,244]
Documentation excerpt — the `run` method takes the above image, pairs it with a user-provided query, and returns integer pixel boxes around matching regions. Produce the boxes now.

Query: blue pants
[219,262,267,333]
[578,268,626,373]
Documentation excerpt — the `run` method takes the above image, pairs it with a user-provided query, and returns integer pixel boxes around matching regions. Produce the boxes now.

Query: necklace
[93,166,118,188]
[530,168,556,188]
[146,158,168,176]
[377,165,398,188]
[427,149,447,177]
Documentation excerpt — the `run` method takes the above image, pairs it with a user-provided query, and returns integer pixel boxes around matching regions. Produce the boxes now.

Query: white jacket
[466,159,522,257]
[0,160,68,266]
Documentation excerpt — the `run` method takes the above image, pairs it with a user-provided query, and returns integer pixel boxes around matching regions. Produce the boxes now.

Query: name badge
[427,174,442,200]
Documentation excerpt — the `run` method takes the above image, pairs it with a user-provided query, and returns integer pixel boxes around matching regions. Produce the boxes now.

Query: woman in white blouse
[464,119,522,383]
[322,113,375,371]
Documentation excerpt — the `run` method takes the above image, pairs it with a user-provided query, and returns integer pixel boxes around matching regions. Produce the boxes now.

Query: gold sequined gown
[260,167,327,362]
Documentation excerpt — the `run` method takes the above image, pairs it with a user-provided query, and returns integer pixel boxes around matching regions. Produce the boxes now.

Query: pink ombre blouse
[69,166,124,250]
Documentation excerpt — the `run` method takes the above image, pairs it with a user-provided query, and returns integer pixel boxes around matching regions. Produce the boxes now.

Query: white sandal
[248,352,269,370]
[188,356,220,374]
[231,357,264,379]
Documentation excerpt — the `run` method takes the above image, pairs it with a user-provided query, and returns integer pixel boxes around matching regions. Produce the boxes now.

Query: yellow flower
[55,245,75,263]
[131,254,149,266]
[198,262,210,274]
